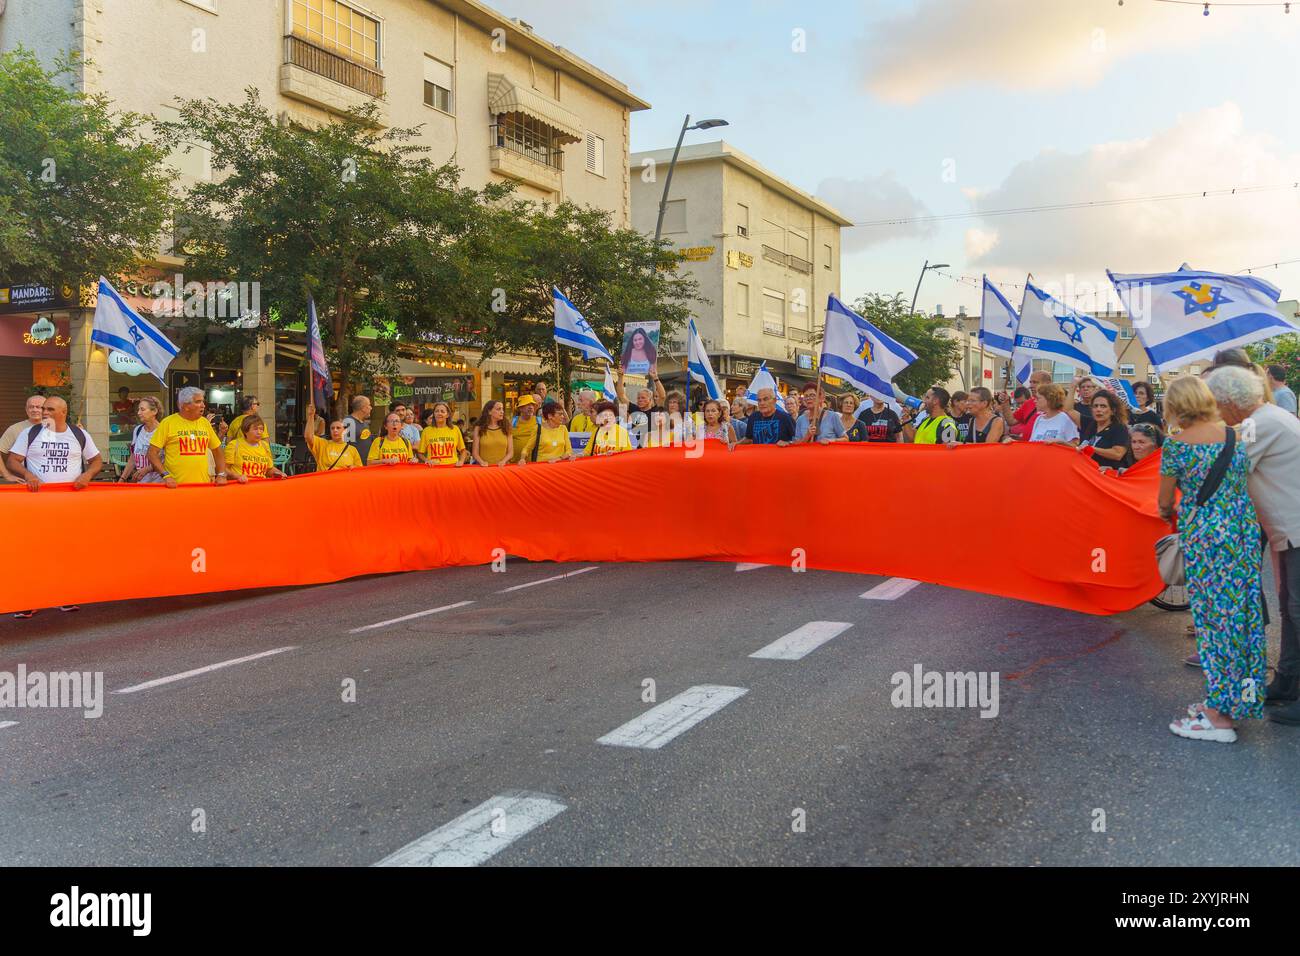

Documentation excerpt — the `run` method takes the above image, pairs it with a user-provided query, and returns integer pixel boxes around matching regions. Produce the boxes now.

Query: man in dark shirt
[1071,376,1098,442]
[740,388,795,445]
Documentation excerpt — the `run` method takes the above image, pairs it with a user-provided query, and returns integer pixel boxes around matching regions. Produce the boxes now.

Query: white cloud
[967,102,1300,289]
[863,0,1232,104]
[816,173,936,251]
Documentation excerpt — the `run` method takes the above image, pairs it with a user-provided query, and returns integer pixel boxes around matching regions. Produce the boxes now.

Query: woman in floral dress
[1157,376,1267,743]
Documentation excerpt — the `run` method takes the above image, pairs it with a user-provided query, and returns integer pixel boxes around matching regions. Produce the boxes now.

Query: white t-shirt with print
[1029,411,1080,444]
[10,425,100,483]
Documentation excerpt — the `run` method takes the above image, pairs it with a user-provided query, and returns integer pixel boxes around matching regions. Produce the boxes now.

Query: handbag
[1156,428,1237,586]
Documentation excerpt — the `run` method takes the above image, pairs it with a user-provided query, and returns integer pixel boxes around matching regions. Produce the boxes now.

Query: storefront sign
[109,351,149,376]
[725,250,754,269]
[676,246,715,262]
[0,284,71,315]
[1,316,71,358]
[795,351,815,371]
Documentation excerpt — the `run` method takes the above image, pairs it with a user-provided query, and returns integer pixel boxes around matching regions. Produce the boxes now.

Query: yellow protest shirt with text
[226,438,275,479]
[586,425,632,455]
[419,425,466,465]
[534,424,570,462]
[150,413,219,485]
[368,435,415,464]
[308,434,362,471]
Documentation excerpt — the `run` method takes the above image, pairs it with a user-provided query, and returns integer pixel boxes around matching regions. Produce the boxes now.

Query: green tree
[0,48,175,291]
[164,90,509,415]
[843,292,961,397]
[1248,335,1300,393]
[477,199,702,404]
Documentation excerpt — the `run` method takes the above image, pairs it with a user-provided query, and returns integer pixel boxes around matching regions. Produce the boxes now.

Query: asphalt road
[0,559,1296,866]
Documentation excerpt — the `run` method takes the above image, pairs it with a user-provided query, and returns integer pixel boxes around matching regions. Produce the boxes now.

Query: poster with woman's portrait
[620,322,660,376]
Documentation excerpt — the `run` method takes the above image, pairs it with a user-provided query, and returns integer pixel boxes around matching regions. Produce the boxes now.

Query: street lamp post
[908,259,949,317]
[652,114,728,401]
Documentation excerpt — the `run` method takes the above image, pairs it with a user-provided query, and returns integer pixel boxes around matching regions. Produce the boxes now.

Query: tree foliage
[0,48,175,291]
[477,199,701,401]
[1248,334,1300,393]
[164,90,509,411]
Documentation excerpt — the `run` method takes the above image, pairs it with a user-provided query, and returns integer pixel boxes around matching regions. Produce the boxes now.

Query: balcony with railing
[762,245,787,266]
[281,34,385,117]
[489,115,565,192]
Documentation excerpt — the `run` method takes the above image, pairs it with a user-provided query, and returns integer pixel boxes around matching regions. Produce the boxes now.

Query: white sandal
[1170,711,1237,743]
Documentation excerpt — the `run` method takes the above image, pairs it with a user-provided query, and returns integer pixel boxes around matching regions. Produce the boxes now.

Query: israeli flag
[978,276,1019,358]
[820,294,916,405]
[602,363,617,402]
[686,319,722,401]
[744,361,780,403]
[91,277,179,384]
[552,287,613,363]
[1107,266,1299,373]
[1014,282,1118,377]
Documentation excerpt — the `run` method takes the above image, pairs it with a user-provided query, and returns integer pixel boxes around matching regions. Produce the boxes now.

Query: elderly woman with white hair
[1206,364,1300,727]
[1158,374,1266,743]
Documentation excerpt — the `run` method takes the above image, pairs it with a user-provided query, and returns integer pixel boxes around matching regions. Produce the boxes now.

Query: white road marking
[750,621,853,661]
[113,646,298,695]
[861,577,921,600]
[597,685,748,750]
[348,600,474,634]
[373,791,566,867]
[496,566,598,593]
[735,563,769,572]
[0,721,17,730]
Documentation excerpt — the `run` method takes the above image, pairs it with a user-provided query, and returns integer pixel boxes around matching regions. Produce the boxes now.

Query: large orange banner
[0,442,1167,615]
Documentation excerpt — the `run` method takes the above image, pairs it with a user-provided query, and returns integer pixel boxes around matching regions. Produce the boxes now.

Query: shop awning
[487,73,584,144]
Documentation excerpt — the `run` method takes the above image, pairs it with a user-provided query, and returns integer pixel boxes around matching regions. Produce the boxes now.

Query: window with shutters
[584,131,604,177]
[762,290,785,336]
[423,56,453,114]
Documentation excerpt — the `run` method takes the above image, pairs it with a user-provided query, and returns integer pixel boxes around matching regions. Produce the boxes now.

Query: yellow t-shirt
[226,437,275,479]
[586,424,632,455]
[150,413,219,485]
[367,434,415,464]
[534,424,570,462]
[476,426,510,465]
[569,412,597,434]
[419,425,466,465]
[308,434,362,471]
[226,414,247,444]
[511,417,538,463]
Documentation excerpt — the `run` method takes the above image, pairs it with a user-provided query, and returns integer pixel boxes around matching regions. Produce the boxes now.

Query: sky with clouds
[500,0,1300,315]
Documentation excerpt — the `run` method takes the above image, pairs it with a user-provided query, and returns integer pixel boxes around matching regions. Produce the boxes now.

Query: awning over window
[487,73,583,144]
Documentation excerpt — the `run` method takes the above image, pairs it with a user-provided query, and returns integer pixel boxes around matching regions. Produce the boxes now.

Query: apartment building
[0,0,648,455]
[629,141,851,396]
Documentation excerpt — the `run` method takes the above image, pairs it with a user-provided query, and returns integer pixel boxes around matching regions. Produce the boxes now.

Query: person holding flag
[686,318,723,405]
[1108,265,1299,374]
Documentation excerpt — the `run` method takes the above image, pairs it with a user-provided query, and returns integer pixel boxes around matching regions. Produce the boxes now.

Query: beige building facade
[0,0,646,461]
[629,142,850,395]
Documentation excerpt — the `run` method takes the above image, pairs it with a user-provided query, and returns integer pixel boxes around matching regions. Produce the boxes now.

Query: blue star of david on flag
[1055,312,1085,344]
[127,324,145,346]
[1172,282,1232,318]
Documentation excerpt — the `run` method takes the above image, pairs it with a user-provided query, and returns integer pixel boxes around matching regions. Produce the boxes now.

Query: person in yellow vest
[533,401,573,463]
[303,404,362,472]
[367,412,417,465]
[419,401,468,467]
[585,400,633,456]
[510,395,539,464]
[224,414,287,481]
[899,387,959,446]
[472,400,513,466]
